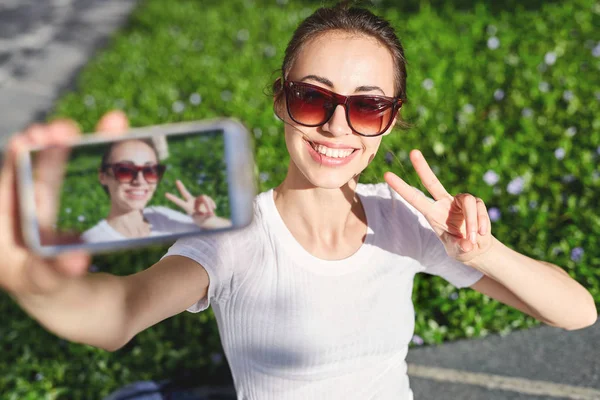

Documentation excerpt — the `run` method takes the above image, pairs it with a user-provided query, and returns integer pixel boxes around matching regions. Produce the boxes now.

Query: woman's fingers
[195,195,215,216]
[95,110,130,136]
[455,193,478,245]
[476,197,489,236]
[205,195,217,210]
[409,150,451,201]
[384,171,434,216]
[31,120,81,229]
[165,192,189,211]
[0,135,28,245]
[175,180,194,201]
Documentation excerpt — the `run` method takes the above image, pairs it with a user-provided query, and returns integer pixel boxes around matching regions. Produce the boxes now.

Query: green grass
[1,0,599,398]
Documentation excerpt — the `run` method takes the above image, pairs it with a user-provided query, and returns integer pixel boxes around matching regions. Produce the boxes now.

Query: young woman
[0,3,595,400]
[82,138,231,243]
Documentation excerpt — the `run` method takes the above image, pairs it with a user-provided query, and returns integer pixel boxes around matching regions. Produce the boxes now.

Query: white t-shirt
[82,206,199,243]
[164,183,484,400]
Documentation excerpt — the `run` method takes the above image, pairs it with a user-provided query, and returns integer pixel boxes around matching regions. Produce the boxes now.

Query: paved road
[0,0,138,146]
[1,1,599,399]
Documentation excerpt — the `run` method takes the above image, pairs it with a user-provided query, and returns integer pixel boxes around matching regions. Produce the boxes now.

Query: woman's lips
[124,189,150,200]
[304,138,360,167]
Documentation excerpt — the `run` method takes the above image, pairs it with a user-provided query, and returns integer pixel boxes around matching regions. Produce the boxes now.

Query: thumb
[95,110,130,135]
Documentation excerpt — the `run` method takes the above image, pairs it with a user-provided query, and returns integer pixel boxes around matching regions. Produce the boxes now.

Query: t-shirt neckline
[260,186,376,275]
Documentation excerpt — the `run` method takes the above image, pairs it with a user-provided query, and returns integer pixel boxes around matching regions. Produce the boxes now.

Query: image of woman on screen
[81,138,231,243]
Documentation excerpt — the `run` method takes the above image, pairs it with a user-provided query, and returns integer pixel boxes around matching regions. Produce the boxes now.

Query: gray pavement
[1,1,599,400]
[407,322,600,399]
[0,0,138,146]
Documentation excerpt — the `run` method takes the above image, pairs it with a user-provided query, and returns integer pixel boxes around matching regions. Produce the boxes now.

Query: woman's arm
[14,255,209,351]
[196,215,232,229]
[467,238,597,330]
[384,149,597,332]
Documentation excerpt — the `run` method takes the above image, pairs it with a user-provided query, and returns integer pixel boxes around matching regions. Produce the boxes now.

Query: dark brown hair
[273,1,408,127]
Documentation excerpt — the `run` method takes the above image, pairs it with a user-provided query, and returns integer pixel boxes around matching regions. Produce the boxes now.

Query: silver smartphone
[16,118,256,257]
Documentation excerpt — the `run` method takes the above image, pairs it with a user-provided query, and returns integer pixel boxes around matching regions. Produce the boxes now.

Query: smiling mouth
[305,139,358,159]
[125,189,149,198]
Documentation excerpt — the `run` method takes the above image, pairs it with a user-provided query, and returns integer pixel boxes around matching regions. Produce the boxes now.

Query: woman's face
[280,31,397,189]
[99,140,159,213]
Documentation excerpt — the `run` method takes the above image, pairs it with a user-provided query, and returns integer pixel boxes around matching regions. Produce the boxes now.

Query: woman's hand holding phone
[0,111,129,297]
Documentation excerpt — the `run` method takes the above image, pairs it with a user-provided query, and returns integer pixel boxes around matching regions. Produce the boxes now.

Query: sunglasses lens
[142,166,161,183]
[287,84,331,126]
[113,165,136,183]
[348,97,394,136]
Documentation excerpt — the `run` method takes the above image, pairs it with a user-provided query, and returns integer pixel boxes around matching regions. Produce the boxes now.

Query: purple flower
[449,292,459,301]
[521,108,533,118]
[544,52,557,65]
[509,205,520,213]
[563,90,574,102]
[236,29,250,42]
[539,82,550,93]
[385,151,394,164]
[529,200,538,209]
[483,170,500,186]
[562,174,575,183]
[172,101,185,113]
[571,247,584,262]
[488,207,501,222]
[493,89,505,101]
[487,37,500,50]
[189,93,202,105]
[565,126,577,137]
[592,44,600,58]
[483,136,495,146]
[422,78,434,91]
[259,172,270,182]
[507,177,525,195]
[411,335,424,346]
[463,104,475,114]
[554,148,565,160]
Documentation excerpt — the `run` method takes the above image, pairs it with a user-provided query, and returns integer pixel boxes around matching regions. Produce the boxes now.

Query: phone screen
[31,128,232,247]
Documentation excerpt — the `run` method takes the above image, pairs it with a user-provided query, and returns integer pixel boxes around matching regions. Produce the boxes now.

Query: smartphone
[16,118,256,257]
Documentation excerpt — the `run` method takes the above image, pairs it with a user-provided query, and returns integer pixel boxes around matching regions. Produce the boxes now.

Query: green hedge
[1,0,598,398]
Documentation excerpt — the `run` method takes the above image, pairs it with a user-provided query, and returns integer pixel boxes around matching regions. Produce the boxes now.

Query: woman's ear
[98,169,107,185]
[272,77,287,122]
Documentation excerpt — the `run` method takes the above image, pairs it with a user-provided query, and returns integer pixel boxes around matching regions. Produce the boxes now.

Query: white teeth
[313,144,354,158]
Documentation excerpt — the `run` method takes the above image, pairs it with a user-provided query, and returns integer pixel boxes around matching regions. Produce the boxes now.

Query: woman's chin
[118,200,149,213]
[305,171,359,190]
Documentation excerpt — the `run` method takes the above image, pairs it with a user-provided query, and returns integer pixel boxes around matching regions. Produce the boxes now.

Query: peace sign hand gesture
[165,180,217,226]
[384,150,493,264]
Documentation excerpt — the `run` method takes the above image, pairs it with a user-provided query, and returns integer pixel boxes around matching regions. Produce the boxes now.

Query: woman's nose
[321,105,352,137]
